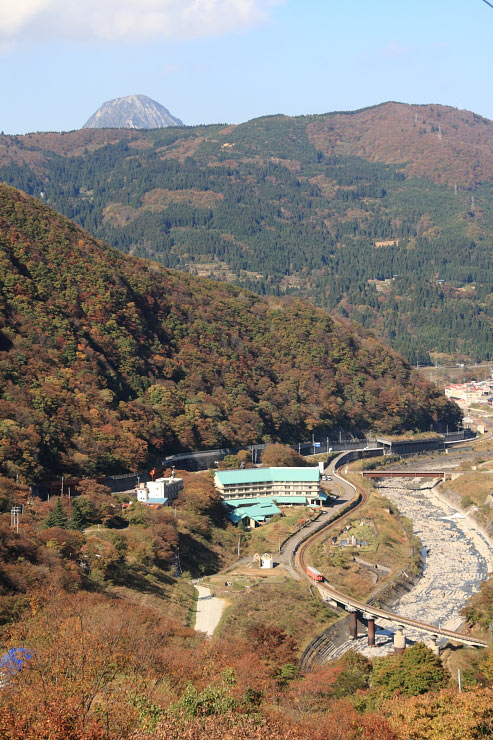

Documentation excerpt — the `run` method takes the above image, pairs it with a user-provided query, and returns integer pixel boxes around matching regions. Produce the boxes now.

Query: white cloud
[0,0,50,34]
[0,0,283,44]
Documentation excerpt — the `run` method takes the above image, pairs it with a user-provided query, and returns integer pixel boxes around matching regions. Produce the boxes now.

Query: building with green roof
[223,490,329,528]
[215,466,320,504]
[228,499,282,526]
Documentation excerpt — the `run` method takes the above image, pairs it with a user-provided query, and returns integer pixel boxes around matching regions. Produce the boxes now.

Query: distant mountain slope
[307,102,493,188]
[83,94,183,129]
[1,102,493,363]
[0,184,459,483]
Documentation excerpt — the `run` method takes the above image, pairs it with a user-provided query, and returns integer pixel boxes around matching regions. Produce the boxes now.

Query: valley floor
[345,478,492,657]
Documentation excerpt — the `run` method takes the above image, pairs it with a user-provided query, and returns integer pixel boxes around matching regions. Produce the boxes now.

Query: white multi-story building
[214,467,320,501]
[445,383,489,405]
[136,475,183,506]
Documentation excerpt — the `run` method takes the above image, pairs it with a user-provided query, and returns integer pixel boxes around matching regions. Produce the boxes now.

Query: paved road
[278,459,358,576]
[194,584,227,636]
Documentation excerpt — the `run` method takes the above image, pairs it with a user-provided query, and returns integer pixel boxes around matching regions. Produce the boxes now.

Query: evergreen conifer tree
[44,497,68,529]
[68,499,85,531]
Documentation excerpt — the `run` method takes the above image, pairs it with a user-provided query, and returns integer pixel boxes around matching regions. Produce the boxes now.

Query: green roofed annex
[214,467,325,527]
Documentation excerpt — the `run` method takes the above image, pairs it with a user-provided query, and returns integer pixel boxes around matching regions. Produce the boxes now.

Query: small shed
[260,553,273,569]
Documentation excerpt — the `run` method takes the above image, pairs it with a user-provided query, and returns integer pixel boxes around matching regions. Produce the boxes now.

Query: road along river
[345,478,493,657]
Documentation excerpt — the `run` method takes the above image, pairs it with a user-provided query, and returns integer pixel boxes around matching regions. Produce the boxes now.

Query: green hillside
[0,103,493,363]
[0,184,459,483]
[2,102,493,363]
[2,103,493,362]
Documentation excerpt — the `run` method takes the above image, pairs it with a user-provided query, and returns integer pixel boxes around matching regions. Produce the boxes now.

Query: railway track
[294,455,489,649]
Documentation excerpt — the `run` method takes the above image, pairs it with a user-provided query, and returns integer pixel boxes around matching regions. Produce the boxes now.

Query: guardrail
[39,431,474,493]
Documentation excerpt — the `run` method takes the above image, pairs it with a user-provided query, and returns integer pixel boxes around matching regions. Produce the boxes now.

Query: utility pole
[457,668,462,693]
[61,475,64,497]
[312,433,315,455]
[174,547,182,576]
[237,535,241,558]
[10,507,21,534]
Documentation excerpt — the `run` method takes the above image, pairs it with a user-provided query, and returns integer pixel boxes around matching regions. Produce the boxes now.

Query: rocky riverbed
[345,479,492,657]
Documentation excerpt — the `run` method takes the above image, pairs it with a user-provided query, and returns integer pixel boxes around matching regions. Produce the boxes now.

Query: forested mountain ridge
[2,101,493,362]
[306,101,493,187]
[0,184,459,483]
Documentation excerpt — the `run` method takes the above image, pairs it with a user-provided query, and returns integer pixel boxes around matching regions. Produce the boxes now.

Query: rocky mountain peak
[82,94,183,130]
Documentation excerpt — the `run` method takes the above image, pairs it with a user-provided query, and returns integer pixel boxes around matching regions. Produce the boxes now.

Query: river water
[345,480,492,656]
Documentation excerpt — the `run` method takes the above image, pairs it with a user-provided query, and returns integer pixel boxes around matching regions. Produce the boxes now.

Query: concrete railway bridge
[295,449,489,666]
[315,582,487,650]
[362,470,447,481]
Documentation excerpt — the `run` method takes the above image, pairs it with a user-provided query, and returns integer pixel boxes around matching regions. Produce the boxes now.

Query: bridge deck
[318,582,487,647]
[362,470,445,479]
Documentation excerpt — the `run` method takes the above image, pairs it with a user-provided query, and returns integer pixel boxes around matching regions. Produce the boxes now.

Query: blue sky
[1,0,492,134]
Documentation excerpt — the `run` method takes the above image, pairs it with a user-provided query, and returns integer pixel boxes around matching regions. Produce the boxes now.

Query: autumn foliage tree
[370,643,448,702]
[0,184,460,491]
[0,590,193,739]
[261,444,307,468]
[385,686,493,740]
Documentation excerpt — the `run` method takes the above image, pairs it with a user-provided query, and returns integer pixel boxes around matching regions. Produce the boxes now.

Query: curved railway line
[294,453,489,649]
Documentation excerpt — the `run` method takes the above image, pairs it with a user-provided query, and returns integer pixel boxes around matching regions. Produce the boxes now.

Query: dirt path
[194,584,227,636]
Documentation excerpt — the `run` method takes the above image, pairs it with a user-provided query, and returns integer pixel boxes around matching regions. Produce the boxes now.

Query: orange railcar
[306,566,323,582]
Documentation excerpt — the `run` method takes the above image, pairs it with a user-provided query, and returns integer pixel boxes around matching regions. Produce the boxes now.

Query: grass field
[214,576,337,653]
[441,470,493,513]
[245,507,320,556]
[109,573,196,625]
[307,479,414,601]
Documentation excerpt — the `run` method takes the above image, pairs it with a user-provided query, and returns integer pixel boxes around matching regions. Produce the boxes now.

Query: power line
[482,0,493,8]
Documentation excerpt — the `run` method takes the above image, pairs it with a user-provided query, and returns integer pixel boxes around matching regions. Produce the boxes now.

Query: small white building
[136,475,183,506]
[260,553,273,569]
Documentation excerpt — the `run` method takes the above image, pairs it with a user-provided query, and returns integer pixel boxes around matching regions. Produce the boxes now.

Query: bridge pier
[393,626,406,654]
[427,636,441,656]
[363,613,375,646]
[348,608,358,640]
